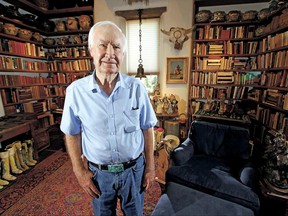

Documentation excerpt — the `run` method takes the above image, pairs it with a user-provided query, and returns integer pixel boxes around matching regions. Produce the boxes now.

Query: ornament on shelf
[262,131,288,192]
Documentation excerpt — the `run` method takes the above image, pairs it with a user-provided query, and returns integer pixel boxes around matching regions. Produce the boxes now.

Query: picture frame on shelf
[166,57,188,84]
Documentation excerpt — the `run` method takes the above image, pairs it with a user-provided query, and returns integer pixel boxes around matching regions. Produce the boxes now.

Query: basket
[242,10,257,21]
[3,23,18,36]
[211,11,226,22]
[195,10,212,23]
[18,29,32,40]
[226,10,242,22]
[258,8,271,21]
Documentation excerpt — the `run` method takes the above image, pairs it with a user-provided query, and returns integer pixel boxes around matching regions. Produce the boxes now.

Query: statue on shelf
[162,95,170,114]
[170,94,178,114]
[261,131,288,192]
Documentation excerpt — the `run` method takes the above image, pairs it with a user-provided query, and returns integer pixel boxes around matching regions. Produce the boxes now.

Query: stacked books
[208,43,223,54]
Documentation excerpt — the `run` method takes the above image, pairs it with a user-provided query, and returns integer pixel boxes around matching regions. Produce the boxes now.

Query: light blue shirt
[60,71,158,165]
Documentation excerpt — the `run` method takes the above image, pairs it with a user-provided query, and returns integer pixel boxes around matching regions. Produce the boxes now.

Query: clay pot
[255,25,266,36]
[66,17,78,31]
[211,11,226,22]
[18,29,33,40]
[71,35,82,44]
[195,10,212,23]
[55,20,66,32]
[32,32,43,42]
[44,38,55,45]
[258,8,271,21]
[79,15,92,30]
[3,23,18,36]
[242,10,257,21]
[57,37,69,45]
[226,10,242,22]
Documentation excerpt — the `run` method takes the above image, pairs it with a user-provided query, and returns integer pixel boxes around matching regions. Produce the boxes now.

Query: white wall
[94,0,193,114]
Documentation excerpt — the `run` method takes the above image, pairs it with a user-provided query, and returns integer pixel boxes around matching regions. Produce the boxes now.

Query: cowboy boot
[14,141,30,171]
[10,141,25,171]
[25,139,37,165]
[0,158,9,186]
[0,151,16,181]
[22,142,35,167]
[5,145,23,174]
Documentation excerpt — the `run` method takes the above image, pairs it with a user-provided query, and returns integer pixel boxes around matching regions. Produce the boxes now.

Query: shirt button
[109,115,113,118]
[110,132,114,135]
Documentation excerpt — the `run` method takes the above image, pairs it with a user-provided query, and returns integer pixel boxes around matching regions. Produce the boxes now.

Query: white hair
[88,21,127,52]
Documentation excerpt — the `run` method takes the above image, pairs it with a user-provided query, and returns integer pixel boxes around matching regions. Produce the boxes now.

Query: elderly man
[60,21,157,215]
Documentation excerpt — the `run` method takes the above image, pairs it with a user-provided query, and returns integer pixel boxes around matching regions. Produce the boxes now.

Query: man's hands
[74,155,100,199]
[142,167,155,191]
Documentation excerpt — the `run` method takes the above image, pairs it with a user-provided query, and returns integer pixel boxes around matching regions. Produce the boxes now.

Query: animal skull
[161,27,193,49]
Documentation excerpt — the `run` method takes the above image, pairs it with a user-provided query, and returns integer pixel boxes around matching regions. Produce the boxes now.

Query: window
[126,18,159,92]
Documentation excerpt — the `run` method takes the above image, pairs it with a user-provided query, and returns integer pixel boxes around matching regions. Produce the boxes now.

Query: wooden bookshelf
[189,1,288,141]
[0,1,94,153]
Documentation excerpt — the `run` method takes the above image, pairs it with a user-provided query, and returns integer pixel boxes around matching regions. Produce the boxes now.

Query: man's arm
[65,133,100,198]
[142,127,155,191]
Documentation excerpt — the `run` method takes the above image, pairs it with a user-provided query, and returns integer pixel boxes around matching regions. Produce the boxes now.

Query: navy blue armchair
[152,120,260,216]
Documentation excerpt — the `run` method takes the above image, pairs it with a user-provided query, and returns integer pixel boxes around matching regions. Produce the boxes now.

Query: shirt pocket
[123,109,140,133]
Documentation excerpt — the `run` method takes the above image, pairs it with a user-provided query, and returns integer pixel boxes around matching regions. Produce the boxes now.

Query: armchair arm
[239,162,259,191]
[171,137,194,166]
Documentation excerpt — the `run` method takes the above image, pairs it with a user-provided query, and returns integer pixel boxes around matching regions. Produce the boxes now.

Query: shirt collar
[88,70,131,93]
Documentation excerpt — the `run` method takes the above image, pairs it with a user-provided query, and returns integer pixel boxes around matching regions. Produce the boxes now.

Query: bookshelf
[0,0,93,152]
[190,1,288,141]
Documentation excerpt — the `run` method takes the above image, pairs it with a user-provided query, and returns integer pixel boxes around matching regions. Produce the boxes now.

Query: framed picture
[166,57,188,84]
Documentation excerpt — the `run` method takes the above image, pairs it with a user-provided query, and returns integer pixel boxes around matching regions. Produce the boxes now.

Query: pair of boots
[0,139,37,187]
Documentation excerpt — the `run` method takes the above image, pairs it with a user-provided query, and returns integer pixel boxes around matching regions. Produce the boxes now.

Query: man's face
[89,26,125,75]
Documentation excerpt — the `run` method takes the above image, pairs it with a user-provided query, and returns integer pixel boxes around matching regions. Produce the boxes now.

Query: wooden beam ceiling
[115,7,166,20]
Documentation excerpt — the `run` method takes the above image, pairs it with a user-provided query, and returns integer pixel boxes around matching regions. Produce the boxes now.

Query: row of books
[0,39,45,58]
[194,57,257,70]
[260,70,288,88]
[262,89,288,110]
[256,104,288,131]
[194,41,258,55]
[191,71,261,85]
[55,47,90,58]
[0,72,91,87]
[0,74,53,86]
[257,50,288,69]
[197,25,255,40]
[48,59,93,72]
[0,86,66,105]
[23,101,44,113]
[189,86,248,100]
[0,56,49,71]
[259,30,288,52]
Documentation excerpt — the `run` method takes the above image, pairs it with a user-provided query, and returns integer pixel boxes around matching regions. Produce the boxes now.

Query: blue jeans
[89,155,145,216]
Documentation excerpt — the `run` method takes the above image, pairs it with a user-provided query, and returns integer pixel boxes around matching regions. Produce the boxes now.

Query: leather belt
[89,154,142,173]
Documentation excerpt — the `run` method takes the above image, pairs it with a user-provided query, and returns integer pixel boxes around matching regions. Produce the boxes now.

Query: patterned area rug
[0,150,161,215]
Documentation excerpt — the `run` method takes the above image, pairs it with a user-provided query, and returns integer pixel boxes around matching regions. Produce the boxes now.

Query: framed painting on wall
[166,57,188,84]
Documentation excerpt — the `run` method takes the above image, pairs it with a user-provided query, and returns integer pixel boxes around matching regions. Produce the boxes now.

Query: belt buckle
[108,164,124,172]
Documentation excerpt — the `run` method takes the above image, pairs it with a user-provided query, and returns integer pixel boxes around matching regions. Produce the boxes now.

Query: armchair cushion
[166,156,260,212]
[172,138,194,166]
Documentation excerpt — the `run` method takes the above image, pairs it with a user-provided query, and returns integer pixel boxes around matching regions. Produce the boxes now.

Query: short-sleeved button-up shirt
[60,71,158,165]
